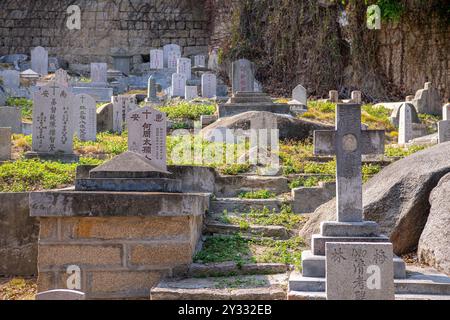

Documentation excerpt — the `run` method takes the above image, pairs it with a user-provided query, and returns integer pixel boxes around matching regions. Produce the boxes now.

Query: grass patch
[253,236,305,269]
[238,190,276,199]
[385,145,428,157]
[5,97,33,121]
[157,100,216,121]
[214,277,268,289]
[289,175,334,189]
[220,163,251,175]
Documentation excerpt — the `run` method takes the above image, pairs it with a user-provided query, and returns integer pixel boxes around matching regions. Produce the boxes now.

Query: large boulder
[418,173,450,275]
[300,142,450,255]
[200,111,333,142]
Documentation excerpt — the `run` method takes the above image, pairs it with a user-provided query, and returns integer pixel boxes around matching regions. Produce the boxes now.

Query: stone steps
[150,274,288,300]
[204,221,290,239]
[210,198,288,214]
[215,175,290,197]
[288,291,450,300]
[188,262,289,278]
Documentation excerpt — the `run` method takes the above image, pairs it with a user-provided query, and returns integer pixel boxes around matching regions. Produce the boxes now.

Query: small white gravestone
[329,90,339,103]
[74,94,97,142]
[326,242,395,300]
[167,51,180,69]
[31,46,48,76]
[398,103,413,145]
[171,73,186,98]
[438,120,450,144]
[185,86,198,101]
[90,63,107,85]
[112,95,139,134]
[352,91,362,104]
[150,49,164,70]
[163,44,181,68]
[443,103,450,121]
[291,85,307,105]
[54,69,70,88]
[0,127,11,161]
[31,82,75,154]
[201,73,217,98]
[127,106,167,171]
[1,70,20,89]
[231,59,255,93]
[194,55,206,67]
[177,58,192,80]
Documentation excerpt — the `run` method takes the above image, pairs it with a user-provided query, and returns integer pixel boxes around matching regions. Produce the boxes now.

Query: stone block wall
[0,0,209,67]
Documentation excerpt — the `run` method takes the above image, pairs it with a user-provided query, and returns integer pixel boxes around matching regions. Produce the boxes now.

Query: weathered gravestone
[351,91,362,104]
[185,86,198,101]
[150,49,164,70]
[36,289,86,300]
[201,73,217,98]
[208,49,219,71]
[326,242,395,300]
[1,69,20,89]
[289,84,307,106]
[171,73,186,98]
[163,44,181,68]
[74,94,97,142]
[0,106,22,134]
[177,58,192,80]
[112,95,139,134]
[145,76,159,103]
[54,69,70,88]
[0,127,11,161]
[90,63,107,85]
[232,59,255,93]
[31,46,48,76]
[438,120,450,144]
[412,82,442,115]
[329,90,339,103]
[398,103,413,145]
[26,82,78,162]
[127,106,167,172]
[443,103,450,121]
[194,55,206,67]
[112,50,132,75]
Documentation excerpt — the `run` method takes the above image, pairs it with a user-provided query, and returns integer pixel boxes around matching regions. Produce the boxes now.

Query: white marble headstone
[438,120,450,144]
[90,63,107,85]
[74,94,97,142]
[31,82,75,154]
[292,85,307,105]
[351,91,362,104]
[167,51,180,69]
[31,46,48,76]
[398,103,413,145]
[163,44,181,68]
[443,103,450,121]
[185,86,198,101]
[171,73,186,97]
[127,106,167,171]
[150,49,164,70]
[177,58,192,80]
[112,95,139,134]
[201,73,217,98]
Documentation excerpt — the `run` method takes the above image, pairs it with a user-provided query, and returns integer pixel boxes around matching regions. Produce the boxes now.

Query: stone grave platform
[218,92,291,118]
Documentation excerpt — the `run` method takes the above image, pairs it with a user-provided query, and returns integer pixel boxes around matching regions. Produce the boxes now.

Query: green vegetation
[220,163,251,175]
[289,175,334,189]
[254,236,304,269]
[238,189,276,199]
[5,98,33,121]
[74,132,127,156]
[214,277,268,289]
[157,100,216,121]
[385,145,427,157]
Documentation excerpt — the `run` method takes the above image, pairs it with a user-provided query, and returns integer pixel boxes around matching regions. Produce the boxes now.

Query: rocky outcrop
[300,142,450,255]
[418,173,450,275]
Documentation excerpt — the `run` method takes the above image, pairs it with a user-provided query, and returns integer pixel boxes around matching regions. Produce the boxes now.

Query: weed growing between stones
[238,189,276,199]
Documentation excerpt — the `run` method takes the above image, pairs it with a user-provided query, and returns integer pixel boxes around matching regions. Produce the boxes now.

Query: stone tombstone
[31,46,48,76]
[443,103,450,121]
[54,69,69,88]
[1,70,20,89]
[194,55,206,67]
[0,107,22,134]
[398,103,413,145]
[326,242,395,300]
[171,73,186,98]
[351,91,362,104]
[0,127,11,161]
[167,51,180,69]
[112,54,131,75]
[292,85,307,105]
[177,58,192,80]
[112,95,139,134]
[127,106,167,172]
[438,120,450,144]
[232,59,255,93]
[36,289,85,300]
[329,90,339,103]
[31,82,75,154]
[201,73,217,98]
[314,104,385,222]
[185,86,198,101]
[150,49,164,70]
[163,44,181,68]
[146,76,159,102]
[90,63,107,85]
[208,49,219,71]
[412,82,442,115]
[74,94,97,142]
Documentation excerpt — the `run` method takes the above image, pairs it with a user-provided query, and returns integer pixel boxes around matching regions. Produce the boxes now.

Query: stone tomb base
[24,152,80,163]
[30,191,209,299]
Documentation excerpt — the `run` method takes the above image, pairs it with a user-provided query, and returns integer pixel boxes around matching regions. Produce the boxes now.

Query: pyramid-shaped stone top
[90,151,170,179]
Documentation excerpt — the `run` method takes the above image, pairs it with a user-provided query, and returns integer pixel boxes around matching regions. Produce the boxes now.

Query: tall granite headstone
[398,103,413,145]
[150,49,164,70]
[163,44,181,68]
[31,46,48,76]
[171,73,186,98]
[146,76,159,103]
[74,94,97,142]
[177,58,192,80]
[231,59,255,93]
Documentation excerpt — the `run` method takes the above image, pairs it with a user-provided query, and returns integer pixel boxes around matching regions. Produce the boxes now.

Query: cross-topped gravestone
[314,104,385,222]
[127,106,167,172]
[112,95,139,134]
[74,94,97,142]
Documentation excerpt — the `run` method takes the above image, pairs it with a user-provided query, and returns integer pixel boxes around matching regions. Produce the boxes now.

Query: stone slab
[0,127,11,161]
[218,103,290,118]
[24,152,79,163]
[320,221,380,237]
[75,178,182,193]
[312,234,390,256]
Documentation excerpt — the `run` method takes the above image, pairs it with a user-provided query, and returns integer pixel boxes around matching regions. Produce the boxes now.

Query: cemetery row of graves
[0,44,449,300]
